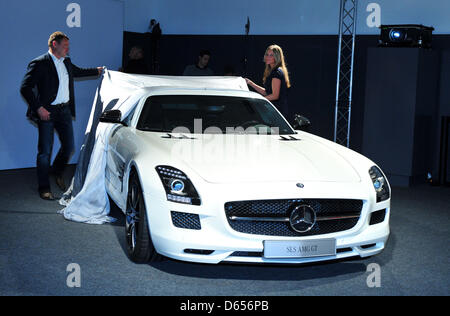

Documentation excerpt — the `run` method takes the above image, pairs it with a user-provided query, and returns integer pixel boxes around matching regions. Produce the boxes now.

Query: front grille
[225,199,363,237]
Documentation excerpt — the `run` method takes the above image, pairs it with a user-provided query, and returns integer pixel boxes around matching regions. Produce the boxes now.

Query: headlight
[369,166,390,202]
[156,166,201,205]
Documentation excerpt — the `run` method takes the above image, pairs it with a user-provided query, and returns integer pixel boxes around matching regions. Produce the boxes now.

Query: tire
[125,170,161,263]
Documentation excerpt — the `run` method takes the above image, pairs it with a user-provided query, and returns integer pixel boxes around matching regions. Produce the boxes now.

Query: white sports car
[100,85,390,264]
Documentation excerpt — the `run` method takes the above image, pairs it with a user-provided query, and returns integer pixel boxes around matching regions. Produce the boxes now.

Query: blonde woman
[245,44,291,118]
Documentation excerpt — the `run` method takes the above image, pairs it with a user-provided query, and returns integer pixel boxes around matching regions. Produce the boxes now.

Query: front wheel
[125,171,161,263]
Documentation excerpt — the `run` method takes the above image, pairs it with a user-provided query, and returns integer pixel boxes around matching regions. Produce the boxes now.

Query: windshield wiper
[279,135,302,141]
[138,127,167,132]
[161,133,196,139]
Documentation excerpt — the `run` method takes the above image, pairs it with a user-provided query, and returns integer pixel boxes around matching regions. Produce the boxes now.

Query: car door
[106,125,127,203]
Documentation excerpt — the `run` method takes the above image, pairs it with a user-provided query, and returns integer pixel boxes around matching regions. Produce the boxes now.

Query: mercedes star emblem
[289,204,316,233]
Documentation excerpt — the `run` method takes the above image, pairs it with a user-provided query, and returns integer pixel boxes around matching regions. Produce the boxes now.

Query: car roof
[138,86,266,100]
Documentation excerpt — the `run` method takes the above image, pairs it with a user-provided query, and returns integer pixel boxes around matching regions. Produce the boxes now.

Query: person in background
[223,65,236,76]
[123,46,149,75]
[245,44,291,118]
[122,46,149,74]
[20,31,103,200]
[183,49,214,76]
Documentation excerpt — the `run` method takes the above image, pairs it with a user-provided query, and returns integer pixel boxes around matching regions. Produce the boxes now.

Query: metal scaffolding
[334,0,357,147]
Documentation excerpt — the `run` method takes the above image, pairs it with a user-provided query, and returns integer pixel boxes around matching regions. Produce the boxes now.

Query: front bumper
[143,181,390,264]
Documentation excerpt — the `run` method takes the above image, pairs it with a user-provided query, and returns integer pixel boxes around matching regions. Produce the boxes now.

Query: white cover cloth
[58,69,248,224]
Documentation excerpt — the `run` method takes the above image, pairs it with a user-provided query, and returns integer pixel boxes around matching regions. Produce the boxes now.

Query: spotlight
[379,24,434,48]
[389,30,404,41]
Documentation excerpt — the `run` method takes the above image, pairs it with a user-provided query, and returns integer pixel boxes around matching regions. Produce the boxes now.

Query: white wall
[124,0,450,35]
[0,0,124,170]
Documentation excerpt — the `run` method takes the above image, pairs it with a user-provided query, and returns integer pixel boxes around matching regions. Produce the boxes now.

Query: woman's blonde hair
[262,44,291,88]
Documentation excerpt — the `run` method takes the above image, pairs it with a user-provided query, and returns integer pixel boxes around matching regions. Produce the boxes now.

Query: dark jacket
[20,52,98,121]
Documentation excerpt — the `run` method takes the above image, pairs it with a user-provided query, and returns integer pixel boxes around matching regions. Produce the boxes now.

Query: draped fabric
[58,69,248,224]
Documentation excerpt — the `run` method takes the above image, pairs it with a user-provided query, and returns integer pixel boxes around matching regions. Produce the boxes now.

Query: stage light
[389,30,402,40]
[379,24,434,48]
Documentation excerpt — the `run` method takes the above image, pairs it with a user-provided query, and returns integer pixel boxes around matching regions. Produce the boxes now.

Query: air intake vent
[369,209,386,225]
[184,249,214,255]
[171,211,201,230]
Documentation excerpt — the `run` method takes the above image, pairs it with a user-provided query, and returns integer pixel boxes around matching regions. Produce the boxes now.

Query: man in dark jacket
[20,31,102,200]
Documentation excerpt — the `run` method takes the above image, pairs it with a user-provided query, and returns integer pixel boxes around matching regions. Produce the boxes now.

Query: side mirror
[292,114,311,131]
[99,109,125,125]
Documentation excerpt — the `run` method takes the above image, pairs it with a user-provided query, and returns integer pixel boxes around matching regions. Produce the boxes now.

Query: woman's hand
[245,78,267,96]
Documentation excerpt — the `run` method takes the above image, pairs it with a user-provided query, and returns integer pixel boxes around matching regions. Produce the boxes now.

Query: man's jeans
[37,105,74,192]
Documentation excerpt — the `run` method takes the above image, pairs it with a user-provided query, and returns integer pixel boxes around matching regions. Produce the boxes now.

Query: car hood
[142,133,361,184]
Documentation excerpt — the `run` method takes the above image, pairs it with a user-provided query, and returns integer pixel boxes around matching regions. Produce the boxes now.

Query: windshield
[136,95,295,135]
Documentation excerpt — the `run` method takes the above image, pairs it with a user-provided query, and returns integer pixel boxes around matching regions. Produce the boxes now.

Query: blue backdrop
[0,0,123,170]
[124,0,450,35]
[1,0,449,170]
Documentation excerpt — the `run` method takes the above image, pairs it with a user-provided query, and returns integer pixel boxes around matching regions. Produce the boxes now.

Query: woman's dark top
[264,67,289,118]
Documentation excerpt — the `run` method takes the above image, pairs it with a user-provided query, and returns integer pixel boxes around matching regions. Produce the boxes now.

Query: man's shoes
[39,191,55,201]
[55,175,66,192]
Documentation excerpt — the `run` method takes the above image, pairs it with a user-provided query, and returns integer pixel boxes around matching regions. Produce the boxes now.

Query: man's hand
[37,106,50,121]
[97,66,105,76]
